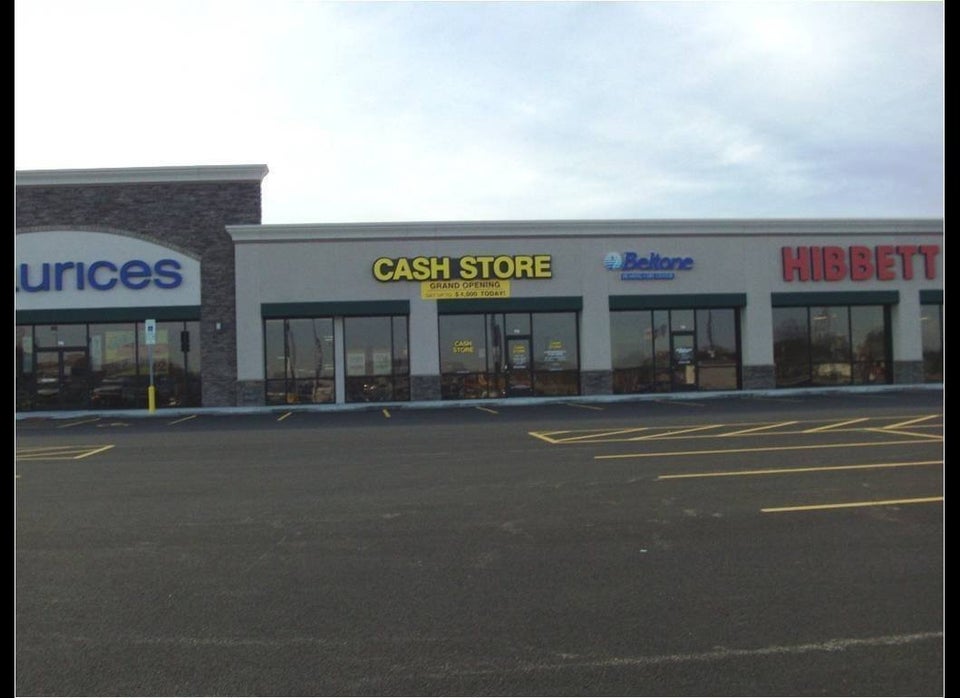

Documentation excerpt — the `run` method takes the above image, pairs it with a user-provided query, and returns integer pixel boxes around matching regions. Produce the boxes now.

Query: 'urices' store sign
[781,245,940,282]
[15,231,200,311]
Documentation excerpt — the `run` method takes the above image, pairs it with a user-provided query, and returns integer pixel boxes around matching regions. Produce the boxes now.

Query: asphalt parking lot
[15,388,944,696]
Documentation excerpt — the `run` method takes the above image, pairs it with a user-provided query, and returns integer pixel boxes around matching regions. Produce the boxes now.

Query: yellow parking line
[276,412,293,422]
[17,445,93,454]
[57,417,101,429]
[762,496,943,513]
[658,459,942,480]
[884,414,939,430]
[554,427,650,443]
[16,445,116,461]
[476,406,499,415]
[720,420,798,437]
[75,445,115,459]
[17,455,80,461]
[562,402,604,411]
[803,418,869,433]
[528,431,558,443]
[168,414,198,425]
[382,409,391,418]
[596,439,942,460]
[629,424,720,441]
[866,427,942,440]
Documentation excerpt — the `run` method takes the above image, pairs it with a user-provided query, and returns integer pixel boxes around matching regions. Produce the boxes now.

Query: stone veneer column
[742,365,776,389]
[581,370,612,395]
[893,361,924,384]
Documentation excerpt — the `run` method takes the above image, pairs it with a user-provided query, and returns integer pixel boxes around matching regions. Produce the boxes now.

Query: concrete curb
[15,384,943,421]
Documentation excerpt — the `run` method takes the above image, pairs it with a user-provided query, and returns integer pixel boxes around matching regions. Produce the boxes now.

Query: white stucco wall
[229,220,943,385]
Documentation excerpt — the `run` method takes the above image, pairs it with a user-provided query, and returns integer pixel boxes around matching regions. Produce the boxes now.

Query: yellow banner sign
[421,279,511,300]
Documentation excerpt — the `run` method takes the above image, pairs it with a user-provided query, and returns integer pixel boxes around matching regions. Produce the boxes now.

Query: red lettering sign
[782,244,940,282]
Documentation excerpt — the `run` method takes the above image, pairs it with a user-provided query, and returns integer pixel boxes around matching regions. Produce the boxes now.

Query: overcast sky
[15,1,943,224]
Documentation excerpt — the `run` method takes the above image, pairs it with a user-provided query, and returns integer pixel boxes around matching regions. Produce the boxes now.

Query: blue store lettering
[17,258,184,292]
[622,252,694,271]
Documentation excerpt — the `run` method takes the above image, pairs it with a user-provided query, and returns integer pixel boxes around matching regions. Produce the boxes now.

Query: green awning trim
[771,291,899,307]
[609,293,747,311]
[16,305,201,324]
[437,296,582,314]
[919,290,943,304]
[262,300,410,318]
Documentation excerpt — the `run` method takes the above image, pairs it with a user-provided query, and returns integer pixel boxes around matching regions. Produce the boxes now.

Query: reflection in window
[439,315,487,374]
[35,323,87,348]
[438,312,580,399]
[610,311,653,393]
[773,305,890,388]
[696,309,739,390]
[344,316,410,403]
[264,318,335,405]
[921,303,943,382]
[810,306,851,385]
[773,307,809,387]
[611,308,740,393]
[850,306,888,384]
[17,321,201,411]
[532,313,579,396]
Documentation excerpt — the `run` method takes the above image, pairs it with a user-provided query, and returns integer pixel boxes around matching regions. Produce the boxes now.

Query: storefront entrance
[438,308,581,400]
[670,332,697,391]
[17,321,202,412]
[505,337,533,396]
[610,303,742,394]
[34,347,91,410]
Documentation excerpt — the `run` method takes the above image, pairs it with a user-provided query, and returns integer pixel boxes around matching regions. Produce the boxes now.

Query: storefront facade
[16,165,943,412]
[229,218,943,406]
[16,165,267,411]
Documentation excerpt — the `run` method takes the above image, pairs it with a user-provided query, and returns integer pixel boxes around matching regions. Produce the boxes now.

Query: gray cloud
[15,0,943,222]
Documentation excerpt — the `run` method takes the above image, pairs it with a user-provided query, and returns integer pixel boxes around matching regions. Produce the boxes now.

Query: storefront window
[695,309,739,390]
[34,323,87,349]
[773,305,890,388]
[439,311,580,399]
[773,307,810,387]
[264,318,335,405]
[16,320,200,411]
[504,313,530,337]
[532,312,579,396]
[344,315,410,402]
[850,306,888,384]
[810,306,851,385]
[652,310,671,391]
[611,307,741,394]
[610,311,653,394]
[439,315,490,399]
[921,303,943,382]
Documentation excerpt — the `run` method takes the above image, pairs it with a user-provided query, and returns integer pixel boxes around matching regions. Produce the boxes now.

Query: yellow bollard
[148,385,156,413]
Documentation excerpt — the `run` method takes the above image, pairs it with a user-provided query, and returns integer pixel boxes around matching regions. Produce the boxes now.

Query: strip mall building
[15,164,944,412]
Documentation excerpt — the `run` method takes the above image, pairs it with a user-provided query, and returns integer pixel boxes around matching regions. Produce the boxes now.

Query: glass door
[505,337,533,396]
[670,332,697,391]
[34,348,91,409]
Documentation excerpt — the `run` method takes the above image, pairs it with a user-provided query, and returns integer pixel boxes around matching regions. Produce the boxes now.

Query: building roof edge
[15,164,270,186]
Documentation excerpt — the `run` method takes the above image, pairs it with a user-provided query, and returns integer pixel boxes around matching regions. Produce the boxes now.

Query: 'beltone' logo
[604,251,694,280]
[17,258,184,292]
